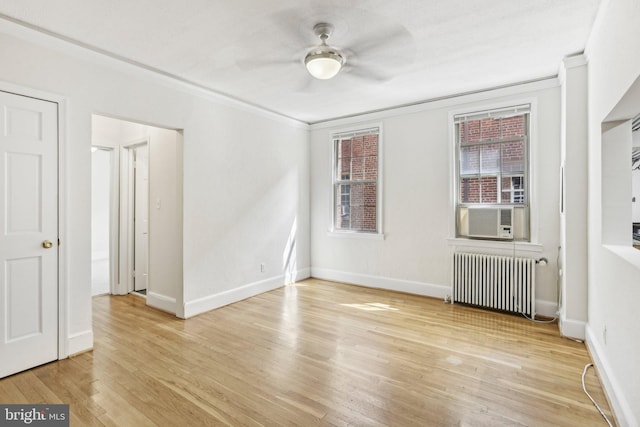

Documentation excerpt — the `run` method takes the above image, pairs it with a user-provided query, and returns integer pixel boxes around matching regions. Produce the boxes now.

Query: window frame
[453,104,532,241]
[330,124,383,238]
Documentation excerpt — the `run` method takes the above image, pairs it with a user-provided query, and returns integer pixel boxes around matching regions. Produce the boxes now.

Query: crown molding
[0,14,309,130]
[310,76,559,130]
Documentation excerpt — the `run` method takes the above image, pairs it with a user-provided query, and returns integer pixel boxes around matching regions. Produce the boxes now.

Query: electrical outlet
[260,263,266,273]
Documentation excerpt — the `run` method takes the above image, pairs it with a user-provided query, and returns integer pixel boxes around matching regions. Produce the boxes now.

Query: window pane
[501,140,525,174]
[337,139,351,157]
[336,138,352,180]
[480,176,498,203]
[364,155,378,180]
[501,175,525,204]
[351,136,364,156]
[335,135,378,181]
[481,143,500,174]
[335,184,350,229]
[514,191,524,204]
[501,115,526,138]
[335,182,377,231]
[459,121,479,145]
[480,118,501,141]
[351,156,365,180]
[336,157,350,180]
[353,183,377,231]
[364,135,377,156]
[460,145,480,175]
[460,177,480,203]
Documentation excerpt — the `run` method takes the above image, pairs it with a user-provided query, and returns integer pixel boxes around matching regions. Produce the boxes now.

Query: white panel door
[0,91,58,378]
[134,144,148,292]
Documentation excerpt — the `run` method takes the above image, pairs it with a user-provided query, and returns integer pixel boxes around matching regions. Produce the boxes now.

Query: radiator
[452,252,535,317]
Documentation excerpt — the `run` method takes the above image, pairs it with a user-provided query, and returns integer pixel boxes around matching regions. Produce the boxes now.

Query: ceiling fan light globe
[305,51,344,80]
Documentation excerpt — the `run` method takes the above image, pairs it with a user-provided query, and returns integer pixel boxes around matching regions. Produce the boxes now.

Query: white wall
[559,56,589,339]
[584,0,640,424]
[310,82,562,313]
[0,20,310,353]
[148,127,183,315]
[181,107,310,317]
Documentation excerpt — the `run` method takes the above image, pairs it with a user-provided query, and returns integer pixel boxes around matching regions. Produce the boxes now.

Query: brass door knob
[42,240,53,249]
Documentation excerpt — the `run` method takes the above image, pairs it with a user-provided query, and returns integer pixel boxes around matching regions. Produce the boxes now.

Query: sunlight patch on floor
[340,302,399,312]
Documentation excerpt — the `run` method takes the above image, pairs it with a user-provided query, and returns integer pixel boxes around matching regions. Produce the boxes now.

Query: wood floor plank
[0,279,615,426]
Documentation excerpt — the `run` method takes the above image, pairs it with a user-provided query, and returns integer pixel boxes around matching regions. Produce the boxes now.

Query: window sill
[447,237,543,253]
[328,230,385,240]
[603,244,640,270]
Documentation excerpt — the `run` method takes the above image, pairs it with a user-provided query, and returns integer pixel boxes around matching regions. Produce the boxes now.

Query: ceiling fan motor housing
[305,23,345,79]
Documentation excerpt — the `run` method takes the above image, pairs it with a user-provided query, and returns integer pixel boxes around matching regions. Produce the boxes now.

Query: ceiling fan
[237,12,415,86]
[304,23,345,80]
[300,21,416,83]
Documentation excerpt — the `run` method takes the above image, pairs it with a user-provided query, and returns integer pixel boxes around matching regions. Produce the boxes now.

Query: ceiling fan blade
[345,24,416,69]
[236,57,299,71]
[341,64,393,83]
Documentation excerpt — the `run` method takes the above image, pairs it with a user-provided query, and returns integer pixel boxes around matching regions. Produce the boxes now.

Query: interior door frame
[91,145,119,295]
[120,139,149,295]
[0,81,69,360]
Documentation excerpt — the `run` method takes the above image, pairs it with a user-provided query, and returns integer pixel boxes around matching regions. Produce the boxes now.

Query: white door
[134,145,148,292]
[0,91,58,378]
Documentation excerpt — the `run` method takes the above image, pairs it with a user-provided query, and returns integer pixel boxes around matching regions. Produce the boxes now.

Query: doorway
[91,115,184,315]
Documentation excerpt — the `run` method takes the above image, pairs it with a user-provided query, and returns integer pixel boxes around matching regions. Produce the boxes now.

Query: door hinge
[132,270,136,277]
[58,238,61,246]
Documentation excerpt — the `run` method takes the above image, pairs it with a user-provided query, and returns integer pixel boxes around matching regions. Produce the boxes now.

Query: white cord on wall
[582,363,614,427]
[520,247,560,324]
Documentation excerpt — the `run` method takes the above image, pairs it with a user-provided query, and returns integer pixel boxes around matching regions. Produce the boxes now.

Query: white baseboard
[147,292,177,315]
[559,314,586,340]
[310,267,450,299]
[183,268,311,319]
[291,267,311,283]
[586,325,637,427]
[67,330,93,356]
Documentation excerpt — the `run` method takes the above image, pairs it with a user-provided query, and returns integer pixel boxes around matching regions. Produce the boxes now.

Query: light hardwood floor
[0,279,614,426]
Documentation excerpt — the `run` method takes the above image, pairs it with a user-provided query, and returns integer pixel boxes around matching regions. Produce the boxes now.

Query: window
[455,105,530,240]
[333,127,380,233]
[505,175,525,203]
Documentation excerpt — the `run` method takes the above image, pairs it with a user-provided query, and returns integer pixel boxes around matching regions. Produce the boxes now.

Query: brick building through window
[333,127,379,233]
[458,113,528,204]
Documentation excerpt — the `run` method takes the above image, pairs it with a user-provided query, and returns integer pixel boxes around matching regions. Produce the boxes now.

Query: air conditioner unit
[467,206,513,240]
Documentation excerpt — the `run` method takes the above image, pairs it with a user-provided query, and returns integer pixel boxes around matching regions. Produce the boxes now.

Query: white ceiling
[0,0,602,123]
